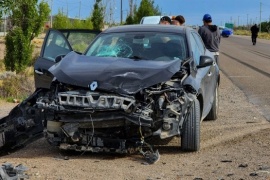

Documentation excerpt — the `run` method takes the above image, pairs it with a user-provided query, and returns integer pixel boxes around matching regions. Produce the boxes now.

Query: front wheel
[181,98,200,152]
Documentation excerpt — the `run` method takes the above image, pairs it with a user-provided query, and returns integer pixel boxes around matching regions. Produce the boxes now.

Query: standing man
[250,24,259,45]
[198,14,221,67]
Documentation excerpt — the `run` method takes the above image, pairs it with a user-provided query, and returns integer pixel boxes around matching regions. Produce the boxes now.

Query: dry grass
[234,30,270,40]
[32,38,44,48]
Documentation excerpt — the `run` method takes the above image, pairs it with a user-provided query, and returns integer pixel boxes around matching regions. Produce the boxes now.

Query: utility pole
[120,0,123,24]
[259,1,262,32]
[66,0,69,17]
[79,0,81,19]
[129,0,133,16]
[109,2,112,26]
[238,16,240,27]
[247,14,249,29]
[50,0,53,28]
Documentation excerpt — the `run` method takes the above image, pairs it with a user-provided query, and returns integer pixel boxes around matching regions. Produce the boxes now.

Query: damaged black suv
[0,25,219,159]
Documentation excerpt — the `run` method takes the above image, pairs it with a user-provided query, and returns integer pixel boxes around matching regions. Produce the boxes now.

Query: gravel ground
[0,71,270,180]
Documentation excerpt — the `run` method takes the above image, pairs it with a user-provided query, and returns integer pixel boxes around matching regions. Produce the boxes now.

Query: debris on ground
[0,163,28,180]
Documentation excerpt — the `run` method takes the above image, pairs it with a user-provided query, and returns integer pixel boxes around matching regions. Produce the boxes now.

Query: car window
[192,32,205,54]
[43,31,71,61]
[85,32,188,61]
[190,33,203,65]
[140,16,161,24]
[62,32,99,53]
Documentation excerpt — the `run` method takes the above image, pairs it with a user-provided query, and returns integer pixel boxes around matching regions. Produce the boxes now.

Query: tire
[205,85,219,120]
[181,98,200,152]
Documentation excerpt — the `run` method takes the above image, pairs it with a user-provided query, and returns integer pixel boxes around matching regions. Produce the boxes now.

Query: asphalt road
[219,35,270,121]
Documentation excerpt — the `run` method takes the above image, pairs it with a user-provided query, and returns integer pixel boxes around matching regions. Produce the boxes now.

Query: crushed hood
[49,52,181,94]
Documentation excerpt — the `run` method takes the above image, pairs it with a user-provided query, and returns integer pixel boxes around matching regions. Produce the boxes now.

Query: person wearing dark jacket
[250,24,259,45]
[198,14,221,67]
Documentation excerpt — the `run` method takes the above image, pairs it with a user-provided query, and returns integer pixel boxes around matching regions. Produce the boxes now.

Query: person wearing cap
[172,15,185,26]
[159,16,171,25]
[198,14,221,67]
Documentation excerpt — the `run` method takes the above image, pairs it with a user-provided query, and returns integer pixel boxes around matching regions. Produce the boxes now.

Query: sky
[48,0,270,26]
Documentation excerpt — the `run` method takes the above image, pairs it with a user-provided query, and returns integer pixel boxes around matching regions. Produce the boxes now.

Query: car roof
[103,24,188,34]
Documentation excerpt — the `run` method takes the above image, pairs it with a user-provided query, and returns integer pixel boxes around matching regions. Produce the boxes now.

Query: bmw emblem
[89,81,98,91]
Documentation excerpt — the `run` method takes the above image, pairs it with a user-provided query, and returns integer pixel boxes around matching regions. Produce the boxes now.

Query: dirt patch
[1,72,270,179]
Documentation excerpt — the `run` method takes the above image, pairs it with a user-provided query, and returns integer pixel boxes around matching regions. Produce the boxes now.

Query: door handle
[35,69,43,75]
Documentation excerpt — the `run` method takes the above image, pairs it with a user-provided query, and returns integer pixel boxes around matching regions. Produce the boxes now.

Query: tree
[0,0,12,17]
[125,15,134,25]
[91,0,104,30]
[133,0,161,23]
[53,11,93,29]
[124,0,136,25]
[260,21,270,33]
[83,17,93,29]
[4,0,50,73]
[53,11,71,29]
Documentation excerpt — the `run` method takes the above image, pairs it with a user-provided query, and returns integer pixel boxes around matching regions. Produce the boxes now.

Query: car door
[189,31,217,117]
[34,29,101,89]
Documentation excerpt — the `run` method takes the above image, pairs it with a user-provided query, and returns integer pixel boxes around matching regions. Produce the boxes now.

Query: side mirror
[197,55,214,68]
[55,55,66,63]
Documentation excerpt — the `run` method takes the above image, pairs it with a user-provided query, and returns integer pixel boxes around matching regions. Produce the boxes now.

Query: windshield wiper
[129,55,148,60]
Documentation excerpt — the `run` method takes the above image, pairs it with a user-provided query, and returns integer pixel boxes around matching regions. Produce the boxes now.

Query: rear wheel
[205,85,219,120]
[181,98,200,152]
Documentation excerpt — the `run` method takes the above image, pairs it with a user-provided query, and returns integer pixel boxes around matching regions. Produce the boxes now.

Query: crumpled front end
[36,71,194,153]
[0,63,196,155]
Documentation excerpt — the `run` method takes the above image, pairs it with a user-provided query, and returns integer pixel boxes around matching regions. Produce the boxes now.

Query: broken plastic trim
[0,163,28,180]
